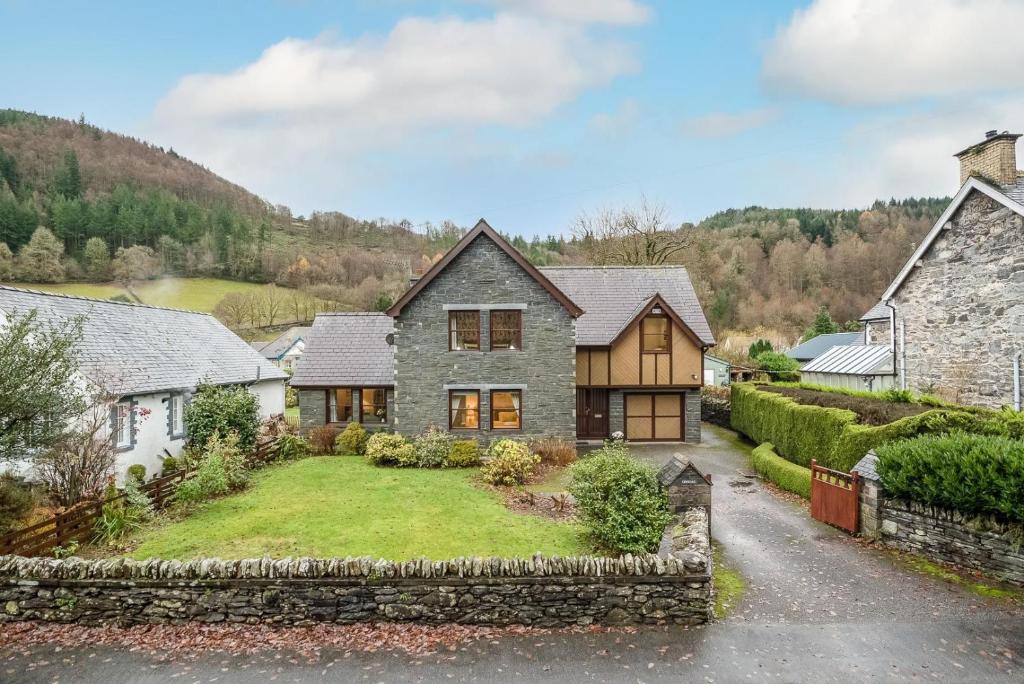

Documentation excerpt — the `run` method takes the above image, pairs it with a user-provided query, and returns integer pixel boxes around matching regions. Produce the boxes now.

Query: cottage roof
[290,313,394,387]
[255,326,312,360]
[859,301,890,322]
[784,332,862,362]
[0,285,287,396]
[539,266,715,347]
[800,344,893,376]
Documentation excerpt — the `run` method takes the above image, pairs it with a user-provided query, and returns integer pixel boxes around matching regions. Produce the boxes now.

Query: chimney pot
[986,129,998,138]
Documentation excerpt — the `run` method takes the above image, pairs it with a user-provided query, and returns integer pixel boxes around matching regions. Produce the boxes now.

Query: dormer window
[642,315,670,353]
[449,311,480,351]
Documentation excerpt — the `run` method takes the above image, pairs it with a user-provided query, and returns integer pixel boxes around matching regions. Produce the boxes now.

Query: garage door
[625,393,683,441]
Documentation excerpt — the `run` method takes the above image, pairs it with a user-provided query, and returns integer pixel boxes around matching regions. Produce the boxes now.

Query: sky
[4,0,1024,236]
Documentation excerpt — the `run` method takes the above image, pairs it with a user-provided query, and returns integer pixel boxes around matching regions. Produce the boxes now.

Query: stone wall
[700,391,730,428]
[684,391,701,443]
[0,549,711,627]
[393,234,576,443]
[894,191,1024,409]
[297,389,395,435]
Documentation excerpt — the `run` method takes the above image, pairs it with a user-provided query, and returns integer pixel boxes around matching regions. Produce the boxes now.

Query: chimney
[954,130,1022,185]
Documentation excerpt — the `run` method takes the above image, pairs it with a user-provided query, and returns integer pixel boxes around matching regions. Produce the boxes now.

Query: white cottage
[0,286,288,481]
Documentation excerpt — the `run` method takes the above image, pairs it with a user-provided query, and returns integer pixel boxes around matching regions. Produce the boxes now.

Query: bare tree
[572,197,693,266]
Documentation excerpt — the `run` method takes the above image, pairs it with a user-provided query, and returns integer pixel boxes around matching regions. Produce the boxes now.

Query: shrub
[530,436,577,467]
[0,476,34,535]
[748,339,773,359]
[336,422,369,455]
[568,445,670,554]
[126,464,146,483]
[161,456,180,476]
[308,425,339,454]
[881,388,914,403]
[365,432,417,467]
[175,432,249,504]
[481,439,540,486]
[445,439,482,467]
[876,432,1024,523]
[184,384,260,455]
[750,443,811,499]
[273,433,310,462]
[413,426,454,467]
[93,478,153,545]
[755,352,800,382]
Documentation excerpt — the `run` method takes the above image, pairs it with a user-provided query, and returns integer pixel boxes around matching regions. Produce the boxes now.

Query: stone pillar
[852,451,882,539]
[608,391,624,437]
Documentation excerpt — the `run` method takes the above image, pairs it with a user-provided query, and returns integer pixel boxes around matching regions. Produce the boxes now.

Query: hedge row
[730,383,1023,472]
[750,442,811,499]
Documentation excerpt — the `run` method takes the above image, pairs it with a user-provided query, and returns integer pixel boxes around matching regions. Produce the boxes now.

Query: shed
[703,354,730,386]
[800,344,895,392]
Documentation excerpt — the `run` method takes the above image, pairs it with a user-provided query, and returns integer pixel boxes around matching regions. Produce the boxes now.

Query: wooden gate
[810,460,860,534]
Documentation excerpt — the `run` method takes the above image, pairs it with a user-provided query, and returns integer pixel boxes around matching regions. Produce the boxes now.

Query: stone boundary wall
[699,392,730,429]
[876,499,1024,587]
[0,546,711,627]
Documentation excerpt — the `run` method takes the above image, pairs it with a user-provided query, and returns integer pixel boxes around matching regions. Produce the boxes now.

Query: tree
[756,351,800,382]
[0,242,13,280]
[52,149,82,199]
[802,306,838,342]
[573,196,693,266]
[0,146,20,195]
[15,227,66,282]
[34,391,118,506]
[213,291,252,330]
[111,244,161,282]
[372,291,394,312]
[82,236,111,280]
[0,310,85,463]
[748,339,773,360]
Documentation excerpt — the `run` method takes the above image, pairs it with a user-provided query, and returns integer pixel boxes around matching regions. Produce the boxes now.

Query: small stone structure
[0,550,712,627]
[658,455,712,532]
[854,452,1024,587]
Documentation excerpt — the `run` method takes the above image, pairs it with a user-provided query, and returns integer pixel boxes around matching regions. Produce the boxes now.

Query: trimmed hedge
[750,443,811,499]
[731,383,1023,472]
[876,432,1024,524]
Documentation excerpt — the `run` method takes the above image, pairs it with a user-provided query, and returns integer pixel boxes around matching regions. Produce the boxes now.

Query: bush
[876,432,1024,523]
[413,426,454,467]
[530,436,577,467]
[273,433,310,462]
[93,478,153,545]
[748,339,773,359]
[755,352,800,382]
[481,439,540,486]
[445,439,481,467]
[336,422,369,455]
[365,432,417,467]
[750,443,811,499]
[184,384,260,455]
[308,425,339,454]
[0,476,34,535]
[175,432,249,504]
[881,388,914,403]
[161,456,180,476]
[126,464,146,483]
[568,445,670,554]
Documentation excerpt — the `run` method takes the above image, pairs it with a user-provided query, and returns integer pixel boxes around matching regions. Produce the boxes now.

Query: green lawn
[129,456,586,560]
[2,281,127,300]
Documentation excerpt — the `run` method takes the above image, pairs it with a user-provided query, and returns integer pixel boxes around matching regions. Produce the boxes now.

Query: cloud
[152,13,637,194]
[763,0,1024,104]
[477,0,651,25]
[590,98,640,137]
[681,108,780,139]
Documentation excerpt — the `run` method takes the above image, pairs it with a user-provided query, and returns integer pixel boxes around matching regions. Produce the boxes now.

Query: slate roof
[852,451,880,481]
[999,176,1024,204]
[255,326,312,360]
[0,285,287,396]
[784,332,862,362]
[860,301,890,322]
[800,344,893,375]
[290,313,394,387]
[539,266,715,347]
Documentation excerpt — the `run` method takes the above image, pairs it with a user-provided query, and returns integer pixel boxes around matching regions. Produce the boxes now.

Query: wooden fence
[810,459,860,534]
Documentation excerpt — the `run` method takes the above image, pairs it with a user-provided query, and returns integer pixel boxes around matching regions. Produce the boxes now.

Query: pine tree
[802,306,838,342]
[52,150,82,199]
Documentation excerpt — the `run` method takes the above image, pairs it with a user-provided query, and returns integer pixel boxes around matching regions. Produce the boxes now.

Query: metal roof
[800,344,893,376]
[0,285,287,396]
[290,313,394,387]
[784,332,862,362]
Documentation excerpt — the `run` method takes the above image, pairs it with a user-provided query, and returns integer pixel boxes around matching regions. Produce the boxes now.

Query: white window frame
[171,394,185,438]
[115,401,132,449]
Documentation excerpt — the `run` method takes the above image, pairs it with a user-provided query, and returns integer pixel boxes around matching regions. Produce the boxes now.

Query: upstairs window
[449,311,481,351]
[489,310,522,351]
[490,390,522,430]
[329,389,353,423]
[362,388,387,424]
[449,390,480,429]
[642,315,670,353]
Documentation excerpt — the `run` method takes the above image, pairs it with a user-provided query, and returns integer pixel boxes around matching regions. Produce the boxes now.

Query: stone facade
[684,391,701,443]
[297,389,394,435]
[393,234,576,442]
[957,134,1020,185]
[0,549,711,627]
[894,191,1024,408]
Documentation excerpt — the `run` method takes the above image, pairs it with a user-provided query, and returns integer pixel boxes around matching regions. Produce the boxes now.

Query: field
[3,277,272,313]
[128,456,586,560]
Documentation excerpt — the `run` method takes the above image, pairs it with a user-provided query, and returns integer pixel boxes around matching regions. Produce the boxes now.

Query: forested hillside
[0,109,948,336]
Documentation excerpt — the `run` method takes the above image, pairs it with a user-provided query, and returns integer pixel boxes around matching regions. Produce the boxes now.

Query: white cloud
[763,0,1024,104]
[478,0,651,25]
[151,13,637,195]
[590,98,640,137]
[681,108,780,139]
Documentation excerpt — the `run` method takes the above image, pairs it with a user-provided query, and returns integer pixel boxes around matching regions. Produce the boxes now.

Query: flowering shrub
[336,422,369,455]
[481,439,540,486]
[365,433,416,467]
[413,426,454,468]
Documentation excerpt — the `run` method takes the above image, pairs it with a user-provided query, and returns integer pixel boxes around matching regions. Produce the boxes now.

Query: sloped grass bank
[129,456,586,560]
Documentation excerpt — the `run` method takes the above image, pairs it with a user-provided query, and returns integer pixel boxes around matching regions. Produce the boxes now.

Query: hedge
[750,442,811,499]
[730,383,1023,472]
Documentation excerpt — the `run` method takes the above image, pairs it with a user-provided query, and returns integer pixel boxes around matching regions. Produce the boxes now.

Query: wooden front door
[625,393,684,441]
[576,388,609,440]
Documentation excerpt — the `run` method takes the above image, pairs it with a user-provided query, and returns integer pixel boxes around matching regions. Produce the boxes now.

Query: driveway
[2,424,1022,682]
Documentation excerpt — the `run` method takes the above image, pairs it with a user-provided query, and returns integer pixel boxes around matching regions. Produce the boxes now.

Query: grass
[712,543,746,619]
[2,281,126,299]
[899,553,1024,603]
[129,456,586,560]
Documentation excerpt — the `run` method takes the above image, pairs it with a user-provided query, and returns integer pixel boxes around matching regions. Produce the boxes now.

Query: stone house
[870,130,1024,409]
[291,220,716,443]
[0,286,288,482]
